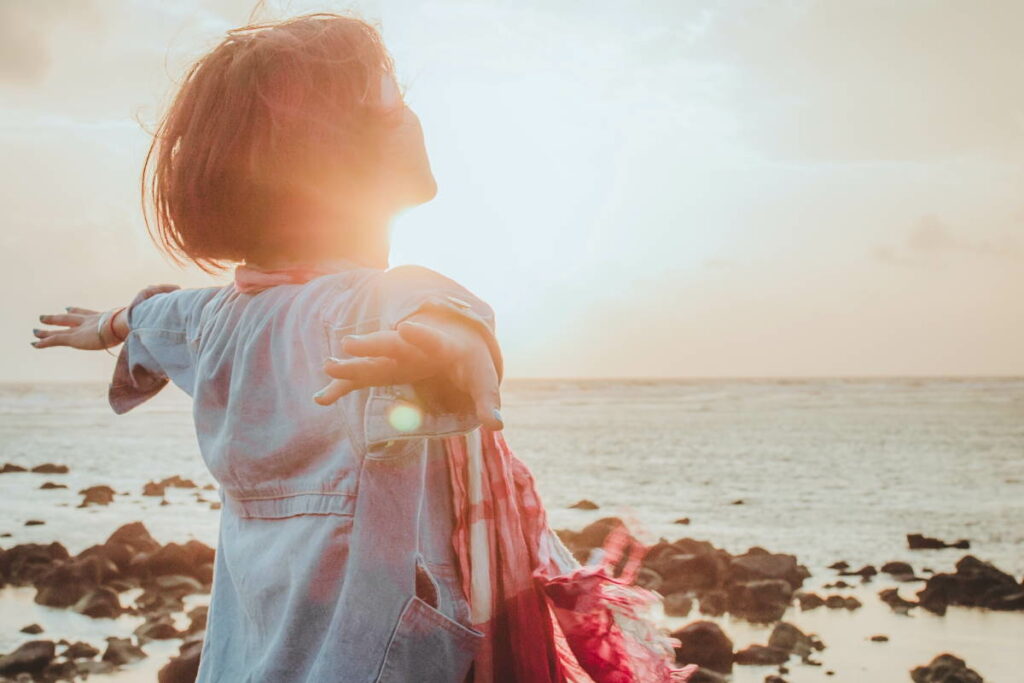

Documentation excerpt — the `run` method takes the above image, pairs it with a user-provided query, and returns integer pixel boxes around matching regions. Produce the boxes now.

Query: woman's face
[375,74,437,208]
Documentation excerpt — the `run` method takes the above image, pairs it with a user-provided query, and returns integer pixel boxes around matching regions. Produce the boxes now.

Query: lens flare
[388,402,423,432]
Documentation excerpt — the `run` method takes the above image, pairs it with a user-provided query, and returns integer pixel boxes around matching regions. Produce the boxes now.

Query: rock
[143,481,167,497]
[34,555,116,608]
[917,555,1022,614]
[767,622,816,659]
[101,637,146,666]
[734,645,789,666]
[731,499,744,505]
[0,542,69,585]
[574,517,627,551]
[135,614,180,642]
[662,592,693,617]
[672,620,733,674]
[568,499,599,510]
[824,580,851,589]
[870,634,889,642]
[827,561,849,571]
[698,590,728,616]
[844,596,862,610]
[78,485,115,507]
[73,586,122,618]
[881,561,914,576]
[687,667,729,683]
[839,564,877,580]
[185,605,208,635]
[728,579,792,623]
[765,677,789,683]
[824,594,848,609]
[728,551,809,590]
[653,552,726,593]
[158,638,203,683]
[907,534,970,550]
[31,463,68,474]
[144,541,215,581]
[878,588,917,614]
[0,463,27,473]
[19,624,43,634]
[0,640,55,677]
[24,520,45,526]
[636,566,663,592]
[674,517,691,525]
[795,591,824,610]
[63,641,100,660]
[76,659,117,676]
[209,501,222,510]
[39,481,67,490]
[910,653,983,683]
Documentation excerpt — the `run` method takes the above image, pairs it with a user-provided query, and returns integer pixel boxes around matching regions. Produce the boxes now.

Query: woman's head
[143,13,435,272]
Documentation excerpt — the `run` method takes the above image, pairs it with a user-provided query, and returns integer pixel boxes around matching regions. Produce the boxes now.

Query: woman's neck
[248,212,392,270]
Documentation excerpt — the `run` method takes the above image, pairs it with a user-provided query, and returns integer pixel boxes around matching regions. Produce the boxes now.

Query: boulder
[881,561,914,576]
[0,542,69,585]
[568,499,599,510]
[794,591,824,610]
[63,641,100,660]
[158,638,203,683]
[0,463,27,473]
[767,622,817,660]
[19,624,43,634]
[31,463,68,474]
[910,653,983,683]
[135,614,180,643]
[73,587,122,618]
[908,534,969,550]
[662,592,693,617]
[734,645,788,666]
[879,588,917,614]
[39,482,67,490]
[728,551,809,590]
[728,579,792,623]
[102,637,146,666]
[917,555,1022,614]
[0,640,55,677]
[78,485,115,507]
[671,620,733,674]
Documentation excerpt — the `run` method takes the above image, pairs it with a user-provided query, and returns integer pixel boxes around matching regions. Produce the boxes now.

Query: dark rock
[63,641,100,660]
[24,520,45,526]
[143,481,167,497]
[844,596,862,610]
[687,667,728,683]
[102,637,146,666]
[795,591,824,610]
[107,522,161,554]
[636,566,663,592]
[674,517,691,525]
[827,561,849,571]
[135,614,180,642]
[824,580,851,589]
[135,588,186,615]
[673,620,733,673]
[76,659,117,676]
[765,677,789,683]
[731,499,744,505]
[35,555,116,608]
[663,592,693,617]
[870,634,889,642]
[698,590,728,616]
[568,499,599,510]
[728,551,809,590]
[653,552,726,593]
[1,542,69,585]
[917,555,1022,614]
[910,653,983,683]
[158,638,203,683]
[879,588,917,614]
[145,541,215,581]
[908,534,970,550]
[728,579,792,623]
[734,645,788,666]
[148,574,205,599]
[19,623,43,634]
[31,463,68,474]
[838,564,877,580]
[73,586,122,618]
[210,501,222,510]
[0,463,27,473]
[881,561,914,576]
[824,594,848,609]
[185,605,208,635]
[78,485,116,507]
[40,481,67,490]
[574,517,627,550]
[0,640,55,676]
[767,622,816,659]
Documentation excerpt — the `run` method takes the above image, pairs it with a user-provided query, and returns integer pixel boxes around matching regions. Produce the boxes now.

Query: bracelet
[97,307,126,358]
[108,306,127,343]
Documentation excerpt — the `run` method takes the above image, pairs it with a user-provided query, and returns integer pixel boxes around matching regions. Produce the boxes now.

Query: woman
[32,13,690,682]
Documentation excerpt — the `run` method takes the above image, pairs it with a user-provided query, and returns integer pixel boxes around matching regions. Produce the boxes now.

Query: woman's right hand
[32,307,109,350]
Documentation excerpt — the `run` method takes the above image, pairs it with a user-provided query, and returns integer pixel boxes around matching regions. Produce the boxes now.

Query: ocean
[1,378,1022,681]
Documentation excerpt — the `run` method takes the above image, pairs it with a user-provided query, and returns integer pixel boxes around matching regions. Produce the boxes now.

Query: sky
[2,0,1021,381]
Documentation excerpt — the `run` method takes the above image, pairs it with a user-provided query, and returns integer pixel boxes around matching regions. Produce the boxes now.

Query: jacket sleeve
[108,285,222,414]
[358,265,503,456]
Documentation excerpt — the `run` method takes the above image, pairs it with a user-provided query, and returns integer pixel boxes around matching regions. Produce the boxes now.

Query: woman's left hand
[315,313,504,430]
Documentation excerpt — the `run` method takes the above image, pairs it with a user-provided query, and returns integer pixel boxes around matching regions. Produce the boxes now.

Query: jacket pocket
[374,594,484,683]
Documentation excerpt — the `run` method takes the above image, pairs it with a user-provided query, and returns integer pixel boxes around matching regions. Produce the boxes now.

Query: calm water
[1,378,1022,681]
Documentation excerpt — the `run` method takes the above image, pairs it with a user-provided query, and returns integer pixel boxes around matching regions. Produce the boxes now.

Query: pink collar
[233,258,371,294]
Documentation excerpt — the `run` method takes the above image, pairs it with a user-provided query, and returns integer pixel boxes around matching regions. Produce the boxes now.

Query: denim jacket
[109,261,502,682]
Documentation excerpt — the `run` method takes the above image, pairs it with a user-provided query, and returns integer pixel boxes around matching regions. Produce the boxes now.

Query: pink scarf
[231,264,696,681]
[445,428,696,683]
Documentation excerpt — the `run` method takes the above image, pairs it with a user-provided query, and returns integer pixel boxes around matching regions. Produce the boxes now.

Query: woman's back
[112,262,496,681]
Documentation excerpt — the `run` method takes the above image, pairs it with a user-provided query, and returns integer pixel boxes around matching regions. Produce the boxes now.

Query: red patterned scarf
[444,427,697,682]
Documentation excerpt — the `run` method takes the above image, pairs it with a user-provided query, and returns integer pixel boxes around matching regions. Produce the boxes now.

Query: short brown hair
[142,13,403,272]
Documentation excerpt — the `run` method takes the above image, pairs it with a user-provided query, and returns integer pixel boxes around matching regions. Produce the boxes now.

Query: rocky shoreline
[0,467,1020,681]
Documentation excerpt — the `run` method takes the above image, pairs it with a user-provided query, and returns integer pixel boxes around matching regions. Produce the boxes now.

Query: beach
[1,378,1021,681]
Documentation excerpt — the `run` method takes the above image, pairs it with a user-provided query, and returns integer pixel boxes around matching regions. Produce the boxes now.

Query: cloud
[874,214,1023,265]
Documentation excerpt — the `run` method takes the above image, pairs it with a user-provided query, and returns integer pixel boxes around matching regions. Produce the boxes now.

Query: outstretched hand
[315,314,504,431]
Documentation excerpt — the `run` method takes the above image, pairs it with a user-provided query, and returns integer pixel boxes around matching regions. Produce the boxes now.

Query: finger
[341,330,420,360]
[313,378,356,406]
[38,314,83,327]
[31,333,70,349]
[323,357,403,385]
[396,321,459,363]
[32,328,58,339]
[65,307,98,315]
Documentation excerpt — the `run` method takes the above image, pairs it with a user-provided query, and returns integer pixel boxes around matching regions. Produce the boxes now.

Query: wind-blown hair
[142,13,403,272]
